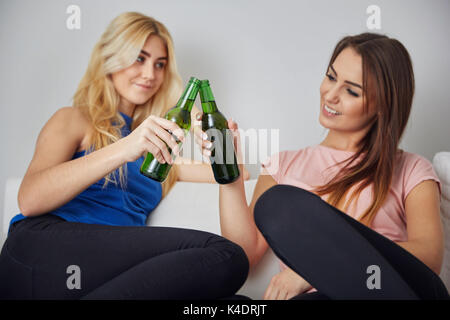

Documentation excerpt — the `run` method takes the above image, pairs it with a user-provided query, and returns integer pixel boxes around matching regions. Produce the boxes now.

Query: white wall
[1,0,449,229]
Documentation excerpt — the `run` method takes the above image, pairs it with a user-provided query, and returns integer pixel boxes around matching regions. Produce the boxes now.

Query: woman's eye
[137,56,145,63]
[326,73,335,81]
[347,88,359,97]
[156,62,166,69]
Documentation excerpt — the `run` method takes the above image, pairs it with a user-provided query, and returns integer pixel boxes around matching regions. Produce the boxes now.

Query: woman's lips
[322,104,342,117]
[134,83,152,90]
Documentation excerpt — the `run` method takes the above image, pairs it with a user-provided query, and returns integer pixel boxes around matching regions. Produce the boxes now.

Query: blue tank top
[10,112,162,228]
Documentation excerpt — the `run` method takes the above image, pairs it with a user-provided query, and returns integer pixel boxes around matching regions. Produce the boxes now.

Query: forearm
[18,139,128,217]
[174,158,215,183]
[219,174,262,266]
[395,240,444,275]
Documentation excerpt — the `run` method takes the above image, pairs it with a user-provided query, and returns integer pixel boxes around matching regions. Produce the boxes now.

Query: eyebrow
[140,50,168,60]
[330,65,362,89]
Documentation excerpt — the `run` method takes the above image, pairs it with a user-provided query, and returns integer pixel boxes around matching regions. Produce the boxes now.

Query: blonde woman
[0,12,248,299]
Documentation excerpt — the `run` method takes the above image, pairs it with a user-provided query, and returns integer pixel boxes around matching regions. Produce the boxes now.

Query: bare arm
[219,119,276,268]
[192,116,275,266]
[175,160,215,183]
[395,180,444,274]
[219,167,276,268]
[18,107,185,217]
[175,158,250,183]
[18,107,115,216]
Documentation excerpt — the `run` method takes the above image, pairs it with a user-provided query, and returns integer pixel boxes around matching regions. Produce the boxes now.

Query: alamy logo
[366,265,381,290]
[66,5,81,30]
[366,5,381,30]
[66,265,81,290]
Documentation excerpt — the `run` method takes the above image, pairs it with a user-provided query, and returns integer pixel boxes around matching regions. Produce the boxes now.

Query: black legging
[0,214,249,299]
[254,184,449,300]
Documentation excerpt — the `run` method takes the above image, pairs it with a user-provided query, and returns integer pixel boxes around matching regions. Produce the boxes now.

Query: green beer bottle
[200,80,240,184]
[140,77,201,182]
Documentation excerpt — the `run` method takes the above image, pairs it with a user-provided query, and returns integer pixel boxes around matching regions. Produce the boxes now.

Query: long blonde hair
[72,12,182,197]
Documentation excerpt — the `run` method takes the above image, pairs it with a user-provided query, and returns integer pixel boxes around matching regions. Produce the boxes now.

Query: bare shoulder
[50,106,93,152]
[53,106,90,127]
[24,106,92,177]
[405,179,440,206]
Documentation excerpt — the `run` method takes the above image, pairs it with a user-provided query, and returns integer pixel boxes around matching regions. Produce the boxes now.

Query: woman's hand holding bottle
[121,115,185,164]
[194,113,250,181]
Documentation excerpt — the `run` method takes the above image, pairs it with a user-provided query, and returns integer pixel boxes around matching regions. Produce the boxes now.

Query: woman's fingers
[227,118,244,164]
[144,130,173,164]
[149,116,185,143]
[151,125,180,152]
[142,140,165,164]
[194,112,212,159]
[142,115,186,163]
[194,135,212,157]
[264,282,280,300]
[193,125,213,158]
[280,290,289,300]
[227,118,238,131]
[193,125,208,141]
[193,116,245,166]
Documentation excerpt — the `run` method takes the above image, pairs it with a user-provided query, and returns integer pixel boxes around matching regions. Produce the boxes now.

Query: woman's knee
[0,242,33,299]
[254,184,320,233]
[205,235,249,293]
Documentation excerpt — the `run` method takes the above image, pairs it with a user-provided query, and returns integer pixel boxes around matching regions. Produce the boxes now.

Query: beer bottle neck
[176,79,200,111]
[199,85,218,114]
[178,98,195,112]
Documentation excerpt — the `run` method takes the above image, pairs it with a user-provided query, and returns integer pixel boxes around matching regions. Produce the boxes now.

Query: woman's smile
[323,104,342,116]
[134,82,153,90]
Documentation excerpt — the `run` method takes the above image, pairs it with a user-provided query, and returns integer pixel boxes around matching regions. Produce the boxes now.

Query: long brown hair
[313,33,415,226]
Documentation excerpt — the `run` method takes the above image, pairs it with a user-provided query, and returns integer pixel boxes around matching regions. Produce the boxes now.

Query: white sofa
[2,152,450,298]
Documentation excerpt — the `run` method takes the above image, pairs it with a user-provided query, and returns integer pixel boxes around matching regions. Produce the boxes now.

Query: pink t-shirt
[261,144,441,293]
